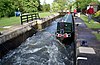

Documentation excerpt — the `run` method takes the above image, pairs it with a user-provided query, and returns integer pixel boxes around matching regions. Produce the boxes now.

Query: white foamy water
[1,19,74,65]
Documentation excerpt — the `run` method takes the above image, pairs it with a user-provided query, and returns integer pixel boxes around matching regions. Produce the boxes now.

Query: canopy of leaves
[42,4,50,12]
[0,0,14,17]
[52,2,60,12]
[75,0,100,9]
[52,0,68,11]
[0,0,41,17]
[52,0,77,12]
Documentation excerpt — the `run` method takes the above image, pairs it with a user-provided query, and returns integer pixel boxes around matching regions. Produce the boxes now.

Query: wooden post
[26,15,28,23]
[35,13,37,19]
[31,14,33,21]
[20,15,23,25]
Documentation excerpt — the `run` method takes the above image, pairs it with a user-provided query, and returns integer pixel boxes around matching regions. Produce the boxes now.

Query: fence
[20,13,40,25]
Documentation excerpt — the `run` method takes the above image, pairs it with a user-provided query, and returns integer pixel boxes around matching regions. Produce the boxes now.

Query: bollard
[81,40,88,46]
[97,30,100,34]
[0,32,2,35]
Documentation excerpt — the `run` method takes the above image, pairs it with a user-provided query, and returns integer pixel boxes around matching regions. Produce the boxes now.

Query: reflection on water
[1,19,74,65]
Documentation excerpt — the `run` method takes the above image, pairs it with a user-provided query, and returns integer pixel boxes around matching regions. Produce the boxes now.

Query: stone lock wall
[0,13,62,58]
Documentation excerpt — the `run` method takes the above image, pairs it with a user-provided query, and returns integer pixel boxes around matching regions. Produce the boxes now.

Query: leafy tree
[37,0,42,11]
[10,0,24,12]
[52,2,60,12]
[11,0,41,12]
[97,1,100,10]
[0,0,41,17]
[75,0,99,10]
[58,0,67,11]
[53,0,67,11]
[53,0,75,12]
[42,4,50,12]
[23,0,39,13]
[0,0,14,17]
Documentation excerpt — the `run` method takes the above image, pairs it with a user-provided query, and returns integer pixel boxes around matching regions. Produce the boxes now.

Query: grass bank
[39,12,56,18]
[80,15,100,29]
[94,33,100,41]
[0,17,20,27]
[0,12,56,31]
[80,14,100,41]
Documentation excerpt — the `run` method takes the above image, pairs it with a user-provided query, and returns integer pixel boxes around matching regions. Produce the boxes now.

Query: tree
[10,0,24,12]
[0,0,14,17]
[52,2,60,12]
[75,0,99,10]
[42,4,50,12]
[0,0,41,17]
[53,0,67,11]
[13,0,41,12]
[23,0,39,13]
[37,0,42,11]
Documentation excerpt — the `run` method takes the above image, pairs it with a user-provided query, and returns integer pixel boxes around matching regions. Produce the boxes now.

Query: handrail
[20,13,40,25]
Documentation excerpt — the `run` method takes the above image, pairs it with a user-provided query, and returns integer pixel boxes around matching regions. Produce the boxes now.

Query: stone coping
[0,20,37,44]
[0,13,60,44]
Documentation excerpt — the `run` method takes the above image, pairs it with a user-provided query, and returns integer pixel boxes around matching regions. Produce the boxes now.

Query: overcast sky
[40,0,54,5]
[40,0,100,5]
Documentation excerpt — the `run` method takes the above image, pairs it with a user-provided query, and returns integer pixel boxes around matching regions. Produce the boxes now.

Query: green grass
[0,12,57,31]
[80,15,100,29]
[0,16,20,31]
[80,14,100,41]
[0,17,20,27]
[0,28,7,31]
[39,12,56,18]
[94,33,100,41]
[0,12,56,26]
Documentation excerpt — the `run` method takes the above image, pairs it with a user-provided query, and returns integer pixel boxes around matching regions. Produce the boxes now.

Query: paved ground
[74,17,100,65]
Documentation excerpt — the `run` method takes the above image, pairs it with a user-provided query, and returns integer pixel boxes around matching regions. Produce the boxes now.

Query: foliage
[52,2,60,12]
[75,0,100,10]
[97,2,100,10]
[52,0,67,12]
[42,4,50,12]
[0,0,41,17]
[0,0,14,17]
[37,0,42,11]
[94,10,100,17]
[23,0,39,13]
[10,0,23,12]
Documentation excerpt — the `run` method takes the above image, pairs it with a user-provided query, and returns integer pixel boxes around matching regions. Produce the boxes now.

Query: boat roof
[61,14,73,23]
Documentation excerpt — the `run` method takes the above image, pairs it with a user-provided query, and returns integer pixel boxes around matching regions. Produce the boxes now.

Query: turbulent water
[1,19,74,65]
